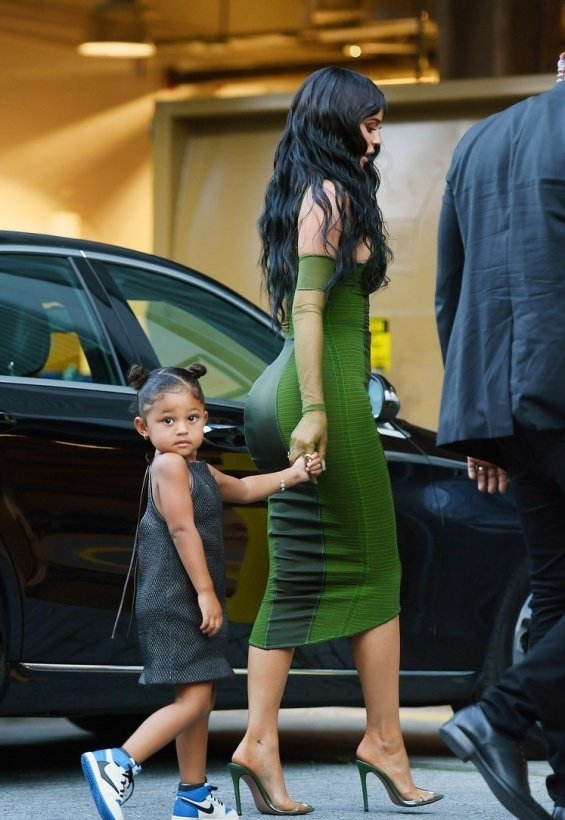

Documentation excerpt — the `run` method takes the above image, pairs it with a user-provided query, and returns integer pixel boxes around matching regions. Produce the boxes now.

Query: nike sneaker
[172,782,238,819]
[81,747,141,820]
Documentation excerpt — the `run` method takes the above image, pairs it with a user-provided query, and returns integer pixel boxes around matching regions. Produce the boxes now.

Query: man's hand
[467,457,508,494]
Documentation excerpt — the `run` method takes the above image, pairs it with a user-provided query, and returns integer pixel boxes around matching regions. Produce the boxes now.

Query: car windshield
[97,261,282,402]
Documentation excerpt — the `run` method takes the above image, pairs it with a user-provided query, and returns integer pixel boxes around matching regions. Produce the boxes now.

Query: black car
[0,230,530,730]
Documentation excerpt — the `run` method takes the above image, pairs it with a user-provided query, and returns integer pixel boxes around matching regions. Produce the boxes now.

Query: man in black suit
[435,54,565,820]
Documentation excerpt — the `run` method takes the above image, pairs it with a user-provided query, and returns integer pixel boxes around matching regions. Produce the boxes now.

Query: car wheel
[509,593,547,759]
[449,558,529,714]
[479,557,531,691]
[0,601,8,702]
[512,593,531,664]
[451,560,547,760]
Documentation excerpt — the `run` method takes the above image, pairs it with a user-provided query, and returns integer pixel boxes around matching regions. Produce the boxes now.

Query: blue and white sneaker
[81,747,141,820]
[172,783,238,819]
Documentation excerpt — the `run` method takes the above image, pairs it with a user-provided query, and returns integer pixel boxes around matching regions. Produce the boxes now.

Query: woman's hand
[292,452,324,482]
[467,457,508,494]
[289,410,327,464]
[198,589,223,636]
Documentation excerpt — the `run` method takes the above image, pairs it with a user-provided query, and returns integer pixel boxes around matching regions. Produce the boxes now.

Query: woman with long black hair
[229,67,442,816]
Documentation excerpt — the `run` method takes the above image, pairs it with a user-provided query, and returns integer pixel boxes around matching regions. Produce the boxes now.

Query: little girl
[81,364,322,820]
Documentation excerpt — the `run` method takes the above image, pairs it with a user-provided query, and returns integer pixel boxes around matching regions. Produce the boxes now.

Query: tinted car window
[0,254,120,384]
[99,262,282,401]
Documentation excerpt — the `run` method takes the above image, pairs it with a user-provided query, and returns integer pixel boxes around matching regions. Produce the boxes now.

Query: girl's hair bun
[126,364,150,390]
[186,362,207,379]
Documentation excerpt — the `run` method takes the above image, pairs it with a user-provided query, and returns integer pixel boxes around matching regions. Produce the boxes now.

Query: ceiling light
[345,44,363,58]
[78,0,156,59]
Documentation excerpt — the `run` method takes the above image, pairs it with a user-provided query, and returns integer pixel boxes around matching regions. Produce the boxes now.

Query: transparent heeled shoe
[356,759,443,811]
[228,762,314,816]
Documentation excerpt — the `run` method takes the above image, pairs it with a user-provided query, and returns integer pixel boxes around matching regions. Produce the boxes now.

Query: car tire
[512,593,532,665]
[0,600,8,702]
[506,591,547,760]
[451,558,547,760]
[448,558,528,711]
[479,557,531,690]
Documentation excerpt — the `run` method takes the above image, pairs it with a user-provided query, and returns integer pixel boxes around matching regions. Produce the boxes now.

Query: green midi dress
[244,255,401,648]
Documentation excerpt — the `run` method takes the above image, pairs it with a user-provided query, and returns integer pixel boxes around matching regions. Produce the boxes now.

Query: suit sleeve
[435,179,465,364]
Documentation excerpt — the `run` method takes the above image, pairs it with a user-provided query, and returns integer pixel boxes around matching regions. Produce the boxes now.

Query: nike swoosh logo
[179,796,215,814]
[100,762,120,795]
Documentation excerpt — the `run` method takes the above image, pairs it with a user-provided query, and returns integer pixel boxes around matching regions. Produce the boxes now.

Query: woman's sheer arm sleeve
[292,256,336,412]
[296,254,335,291]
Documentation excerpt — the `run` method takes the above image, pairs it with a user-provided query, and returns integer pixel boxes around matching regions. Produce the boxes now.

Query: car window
[99,262,282,402]
[0,254,121,384]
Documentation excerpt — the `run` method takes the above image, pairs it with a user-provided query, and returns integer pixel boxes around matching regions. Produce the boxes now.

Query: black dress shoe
[554,807,565,819]
[440,704,552,820]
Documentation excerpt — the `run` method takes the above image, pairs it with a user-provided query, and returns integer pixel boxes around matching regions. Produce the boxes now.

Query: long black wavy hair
[259,66,392,326]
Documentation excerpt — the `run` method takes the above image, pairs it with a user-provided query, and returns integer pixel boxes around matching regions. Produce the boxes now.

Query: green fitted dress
[244,255,401,648]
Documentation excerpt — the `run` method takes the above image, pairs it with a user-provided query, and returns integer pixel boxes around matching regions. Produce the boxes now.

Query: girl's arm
[151,452,223,636]
[211,454,322,505]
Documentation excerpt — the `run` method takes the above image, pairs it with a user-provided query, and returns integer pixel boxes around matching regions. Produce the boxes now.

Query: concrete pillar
[435,0,563,78]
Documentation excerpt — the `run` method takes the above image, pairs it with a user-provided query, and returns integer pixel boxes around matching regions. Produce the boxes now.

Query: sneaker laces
[118,761,141,805]
[206,784,227,809]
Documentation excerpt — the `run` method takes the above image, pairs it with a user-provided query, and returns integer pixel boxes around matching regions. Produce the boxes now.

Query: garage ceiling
[0,0,438,83]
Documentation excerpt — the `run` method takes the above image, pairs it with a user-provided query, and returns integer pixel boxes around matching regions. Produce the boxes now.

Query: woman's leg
[123,681,213,776]
[232,645,309,810]
[353,617,434,800]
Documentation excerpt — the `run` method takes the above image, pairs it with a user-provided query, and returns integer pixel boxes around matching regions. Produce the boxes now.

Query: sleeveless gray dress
[135,460,233,685]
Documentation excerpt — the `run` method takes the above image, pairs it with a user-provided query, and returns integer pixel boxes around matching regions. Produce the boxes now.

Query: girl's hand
[289,411,328,464]
[293,452,324,482]
[198,590,223,636]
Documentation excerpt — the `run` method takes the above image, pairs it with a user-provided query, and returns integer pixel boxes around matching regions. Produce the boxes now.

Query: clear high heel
[228,762,314,816]
[356,759,443,811]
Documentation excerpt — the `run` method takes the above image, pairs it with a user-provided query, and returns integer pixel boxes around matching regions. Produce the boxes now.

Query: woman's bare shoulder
[298,180,343,256]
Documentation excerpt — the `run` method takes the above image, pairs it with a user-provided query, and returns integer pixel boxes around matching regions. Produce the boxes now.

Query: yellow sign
[370,316,391,372]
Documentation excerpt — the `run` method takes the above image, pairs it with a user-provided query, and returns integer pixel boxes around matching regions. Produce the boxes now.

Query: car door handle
[0,411,17,429]
[204,422,247,450]
[204,423,239,441]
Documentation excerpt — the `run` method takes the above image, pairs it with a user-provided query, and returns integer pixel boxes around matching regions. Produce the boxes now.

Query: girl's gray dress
[135,460,233,685]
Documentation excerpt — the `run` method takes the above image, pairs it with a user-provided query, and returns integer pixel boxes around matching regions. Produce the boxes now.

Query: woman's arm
[290,285,328,463]
[287,182,344,463]
[151,453,222,636]
[297,181,343,256]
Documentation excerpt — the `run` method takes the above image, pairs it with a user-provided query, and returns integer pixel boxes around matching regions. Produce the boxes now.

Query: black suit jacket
[435,81,565,461]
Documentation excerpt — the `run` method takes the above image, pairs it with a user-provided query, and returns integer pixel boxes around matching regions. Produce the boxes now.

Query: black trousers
[480,425,565,804]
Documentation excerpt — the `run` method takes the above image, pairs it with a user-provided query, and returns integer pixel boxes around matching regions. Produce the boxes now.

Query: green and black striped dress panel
[244,255,401,648]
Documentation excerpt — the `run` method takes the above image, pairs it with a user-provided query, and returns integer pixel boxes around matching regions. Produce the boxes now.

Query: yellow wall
[0,37,158,250]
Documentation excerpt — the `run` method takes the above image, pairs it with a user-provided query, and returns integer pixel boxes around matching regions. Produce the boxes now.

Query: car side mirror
[368,373,400,423]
